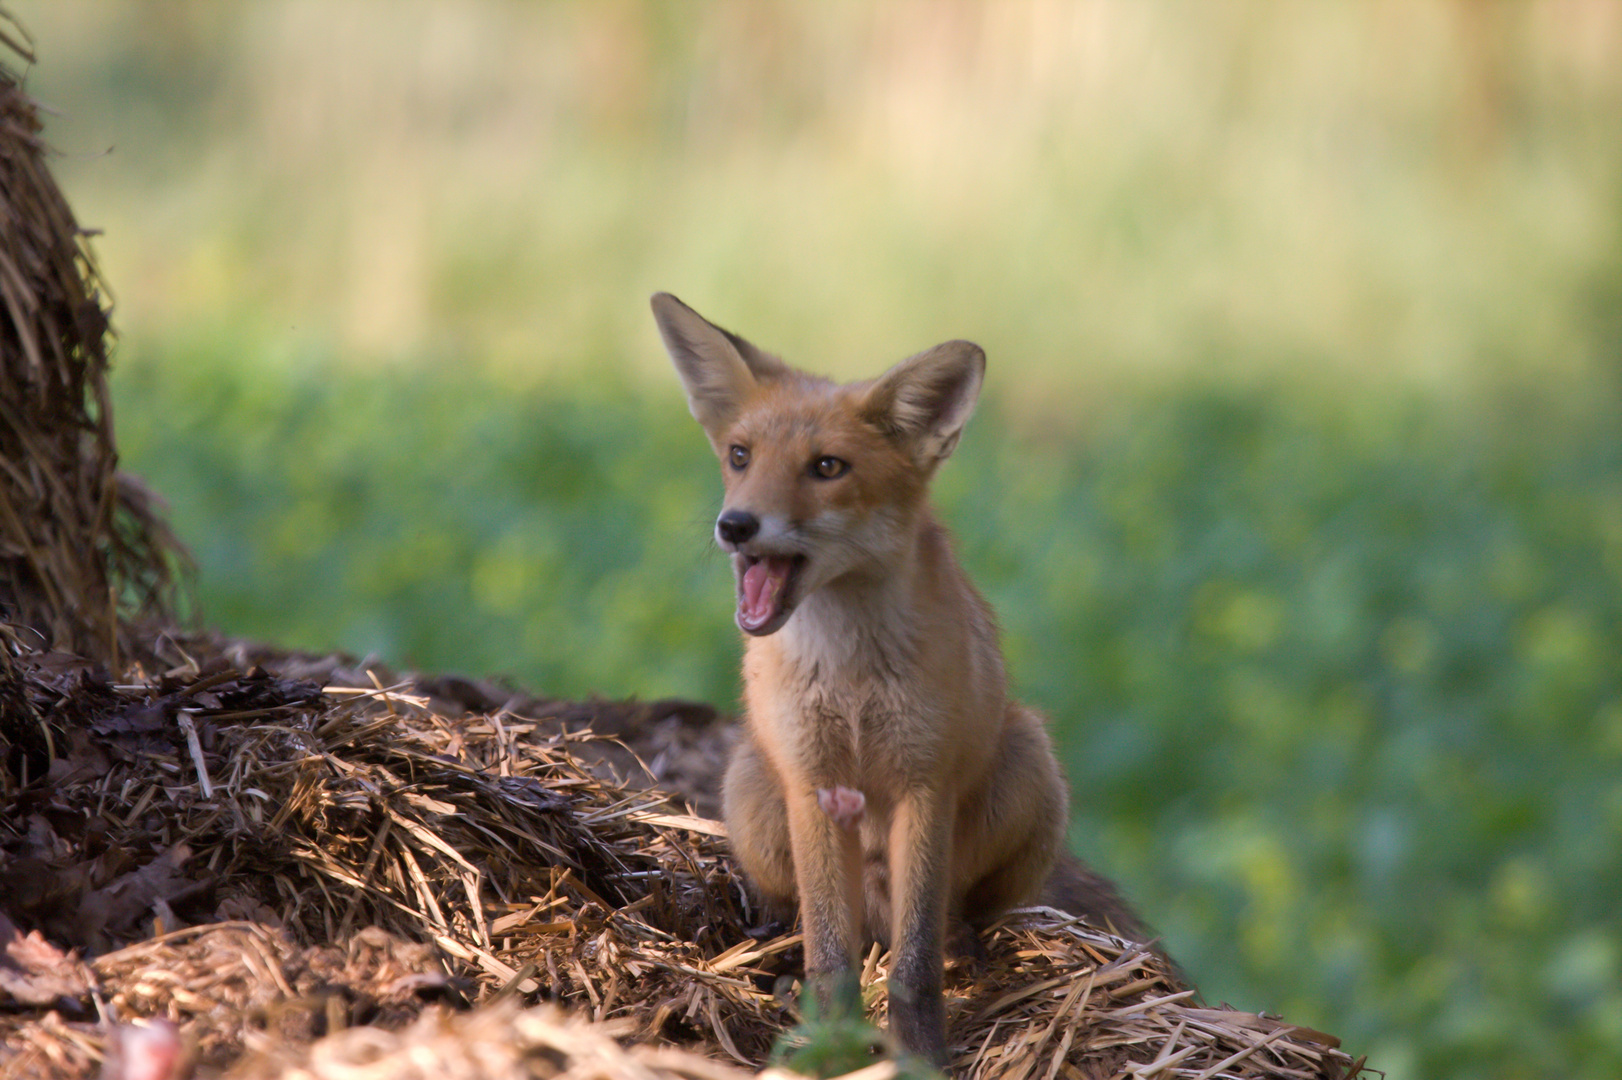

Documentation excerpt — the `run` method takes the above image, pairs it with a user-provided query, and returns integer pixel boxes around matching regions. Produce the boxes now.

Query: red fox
[652,293,1150,1067]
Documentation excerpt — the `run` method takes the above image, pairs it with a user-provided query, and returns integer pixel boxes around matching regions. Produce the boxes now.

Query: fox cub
[654,294,1126,1067]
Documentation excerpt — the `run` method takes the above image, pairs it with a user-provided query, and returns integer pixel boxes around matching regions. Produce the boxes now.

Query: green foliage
[114,338,740,703]
[770,974,940,1080]
[113,340,1622,1080]
[939,389,1622,1080]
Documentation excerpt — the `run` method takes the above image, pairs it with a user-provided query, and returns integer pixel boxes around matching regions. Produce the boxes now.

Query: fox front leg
[788,789,864,1018]
[817,785,868,1007]
[886,790,953,1068]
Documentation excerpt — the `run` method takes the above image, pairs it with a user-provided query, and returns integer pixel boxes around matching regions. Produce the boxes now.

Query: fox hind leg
[722,733,796,909]
[955,705,1068,928]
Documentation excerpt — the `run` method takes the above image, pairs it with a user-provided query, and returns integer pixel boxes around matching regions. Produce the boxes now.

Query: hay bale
[0,10,181,669]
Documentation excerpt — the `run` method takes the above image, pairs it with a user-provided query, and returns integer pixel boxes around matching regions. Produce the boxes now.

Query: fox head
[652,292,984,636]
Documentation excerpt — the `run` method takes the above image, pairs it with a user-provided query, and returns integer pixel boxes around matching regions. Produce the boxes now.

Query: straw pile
[0,11,181,670]
[0,635,1368,1080]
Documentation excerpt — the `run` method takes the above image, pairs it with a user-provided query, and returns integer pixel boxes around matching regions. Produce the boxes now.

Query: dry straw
[1,638,1367,1080]
[0,9,182,670]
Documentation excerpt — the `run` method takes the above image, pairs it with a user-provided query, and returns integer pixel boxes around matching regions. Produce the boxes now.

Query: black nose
[716,509,759,546]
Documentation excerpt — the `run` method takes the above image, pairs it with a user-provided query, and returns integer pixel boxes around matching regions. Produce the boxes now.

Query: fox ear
[651,293,786,436]
[863,340,985,465]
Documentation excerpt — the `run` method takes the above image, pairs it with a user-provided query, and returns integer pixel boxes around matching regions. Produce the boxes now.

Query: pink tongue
[740,557,795,629]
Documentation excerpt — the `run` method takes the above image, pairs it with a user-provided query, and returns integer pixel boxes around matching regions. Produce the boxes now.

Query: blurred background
[16,2,1622,1077]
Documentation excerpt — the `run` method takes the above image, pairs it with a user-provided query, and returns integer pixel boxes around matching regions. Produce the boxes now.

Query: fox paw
[816,786,866,831]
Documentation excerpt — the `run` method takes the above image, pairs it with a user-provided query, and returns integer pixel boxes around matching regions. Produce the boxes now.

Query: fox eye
[728,445,750,470]
[811,455,850,480]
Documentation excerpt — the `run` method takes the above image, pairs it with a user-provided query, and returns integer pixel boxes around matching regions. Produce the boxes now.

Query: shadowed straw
[0,637,1367,1080]
[0,7,184,670]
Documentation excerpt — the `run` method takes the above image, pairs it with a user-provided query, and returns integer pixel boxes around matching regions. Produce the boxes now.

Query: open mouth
[735,554,808,635]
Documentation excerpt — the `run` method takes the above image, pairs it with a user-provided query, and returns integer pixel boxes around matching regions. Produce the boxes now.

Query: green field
[22,3,1622,1078]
